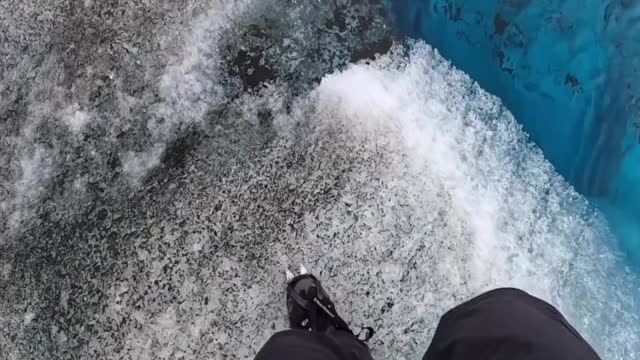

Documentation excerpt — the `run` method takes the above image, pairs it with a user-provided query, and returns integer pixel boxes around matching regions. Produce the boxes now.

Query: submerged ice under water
[1,1,639,359]
[388,0,640,266]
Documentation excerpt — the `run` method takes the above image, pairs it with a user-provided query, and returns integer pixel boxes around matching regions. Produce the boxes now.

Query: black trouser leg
[423,288,601,360]
[255,328,373,360]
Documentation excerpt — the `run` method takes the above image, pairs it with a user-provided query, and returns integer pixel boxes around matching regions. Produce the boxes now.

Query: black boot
[286,273,353,333]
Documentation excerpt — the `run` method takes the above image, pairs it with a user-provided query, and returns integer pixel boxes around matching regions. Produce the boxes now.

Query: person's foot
[285,265,352,333]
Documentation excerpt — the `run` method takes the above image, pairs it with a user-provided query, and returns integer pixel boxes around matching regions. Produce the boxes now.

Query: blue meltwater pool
[389,0,640,265]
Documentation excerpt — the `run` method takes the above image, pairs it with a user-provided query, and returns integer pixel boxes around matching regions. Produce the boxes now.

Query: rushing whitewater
[1,1,639,359]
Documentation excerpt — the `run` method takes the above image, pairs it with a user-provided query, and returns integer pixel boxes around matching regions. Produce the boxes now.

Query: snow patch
[121,144,164,182]
[60,104,91,134]
[23,311,35,326]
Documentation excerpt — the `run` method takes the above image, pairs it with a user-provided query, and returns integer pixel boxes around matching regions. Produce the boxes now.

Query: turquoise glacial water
[389,0,640,264]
